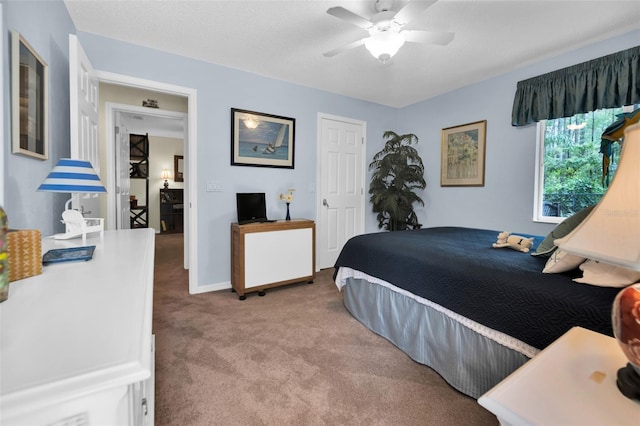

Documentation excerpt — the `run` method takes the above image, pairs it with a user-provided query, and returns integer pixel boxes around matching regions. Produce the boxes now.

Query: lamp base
[616,363,640,401]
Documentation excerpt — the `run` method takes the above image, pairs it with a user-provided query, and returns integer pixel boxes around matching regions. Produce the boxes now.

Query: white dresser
[0,229,155,426]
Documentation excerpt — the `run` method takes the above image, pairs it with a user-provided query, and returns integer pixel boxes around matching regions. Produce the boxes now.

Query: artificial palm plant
[369,131,426,231]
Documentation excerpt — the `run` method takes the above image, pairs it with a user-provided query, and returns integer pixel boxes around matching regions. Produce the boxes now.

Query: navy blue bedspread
[334,227,619,350]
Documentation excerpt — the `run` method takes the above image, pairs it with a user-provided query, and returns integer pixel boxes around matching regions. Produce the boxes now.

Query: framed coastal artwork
[231,108,295,168]
[11,31,49,160]
[440,120,486,187]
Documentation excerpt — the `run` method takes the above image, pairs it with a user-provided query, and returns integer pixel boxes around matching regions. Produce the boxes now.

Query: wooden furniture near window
[130,133,149,229]
[478,327,640,425]
[231,219,315,300]
[159,188,184,233]
[0,229,155,426]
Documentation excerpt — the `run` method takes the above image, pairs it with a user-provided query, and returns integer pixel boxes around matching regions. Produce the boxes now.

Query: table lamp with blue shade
[38,158,107,241]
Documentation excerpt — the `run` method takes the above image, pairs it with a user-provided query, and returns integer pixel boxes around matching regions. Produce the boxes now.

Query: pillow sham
[532,204,595,257]
[573,259,640,288]
[542,249,586,273]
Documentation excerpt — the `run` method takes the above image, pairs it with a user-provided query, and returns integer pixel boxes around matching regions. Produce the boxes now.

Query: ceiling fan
[323,0,454,63]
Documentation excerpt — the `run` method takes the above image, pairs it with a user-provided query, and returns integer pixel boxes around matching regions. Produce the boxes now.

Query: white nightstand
[478,327,640,425]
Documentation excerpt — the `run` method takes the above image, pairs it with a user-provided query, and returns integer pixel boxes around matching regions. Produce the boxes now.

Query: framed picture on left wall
[11,31,48,160]
[231,108,295,169]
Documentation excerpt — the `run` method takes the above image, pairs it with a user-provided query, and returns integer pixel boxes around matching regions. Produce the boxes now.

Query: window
[534,105,638,223]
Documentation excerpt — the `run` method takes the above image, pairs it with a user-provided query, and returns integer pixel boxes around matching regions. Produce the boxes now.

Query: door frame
[315,112,367,269]
[69,34,101,217]
[97,70,198,292]
[105,102,186,230]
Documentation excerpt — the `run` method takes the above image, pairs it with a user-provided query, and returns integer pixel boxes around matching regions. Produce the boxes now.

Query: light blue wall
[2,0,76,235]
[397,29,640,237]
[74,32,398,288]
[2,0,638,290]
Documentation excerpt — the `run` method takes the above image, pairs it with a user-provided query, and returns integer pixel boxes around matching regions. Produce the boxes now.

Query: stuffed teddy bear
[492,231,534,253]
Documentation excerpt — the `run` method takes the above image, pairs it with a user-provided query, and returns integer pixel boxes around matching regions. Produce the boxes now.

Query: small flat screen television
[236,193,270,224]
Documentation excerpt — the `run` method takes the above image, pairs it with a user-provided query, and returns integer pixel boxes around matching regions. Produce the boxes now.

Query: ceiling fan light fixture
[365,30,405,63]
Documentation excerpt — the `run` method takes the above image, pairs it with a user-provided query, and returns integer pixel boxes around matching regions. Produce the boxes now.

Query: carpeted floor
[153,233,499,425]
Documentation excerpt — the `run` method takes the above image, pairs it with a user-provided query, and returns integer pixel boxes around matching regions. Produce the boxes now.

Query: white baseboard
[190,280,231,294]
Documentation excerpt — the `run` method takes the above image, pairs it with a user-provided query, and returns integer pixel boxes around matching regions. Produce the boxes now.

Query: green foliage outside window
[541,108,623,217]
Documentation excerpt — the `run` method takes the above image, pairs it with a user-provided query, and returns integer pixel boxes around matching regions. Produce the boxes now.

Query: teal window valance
[511,46,640,126]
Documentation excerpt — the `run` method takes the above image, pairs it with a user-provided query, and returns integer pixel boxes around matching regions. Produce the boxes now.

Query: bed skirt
[335,267,537,399]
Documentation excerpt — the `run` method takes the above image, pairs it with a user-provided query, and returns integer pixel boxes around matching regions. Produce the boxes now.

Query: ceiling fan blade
[403,30,454,46]
[393,0,437,27]
[327,6,373,30]
[323,38,367,57]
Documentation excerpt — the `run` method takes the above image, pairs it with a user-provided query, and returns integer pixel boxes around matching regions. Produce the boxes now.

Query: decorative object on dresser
[279,188,295,221]
[159,188,183,233]
[37,158,106,241]
[42,245,96,265]
[555,123,640,401]
[7,229,42,282]
[440,120,487,187]
[11,31,48,160]
[231,219,315,300]
[231,108,295,169]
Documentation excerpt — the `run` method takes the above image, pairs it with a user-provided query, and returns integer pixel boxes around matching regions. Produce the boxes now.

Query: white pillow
[573,259,640,287]
[543,249,586,273]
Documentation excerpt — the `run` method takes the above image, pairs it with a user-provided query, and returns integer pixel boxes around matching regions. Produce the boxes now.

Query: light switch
[206,180,222,192]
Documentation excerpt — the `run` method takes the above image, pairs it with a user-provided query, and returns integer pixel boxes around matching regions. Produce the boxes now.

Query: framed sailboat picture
[231,108,295,168]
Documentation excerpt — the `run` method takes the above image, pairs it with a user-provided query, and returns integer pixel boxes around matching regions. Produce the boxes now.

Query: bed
[333,226,620,398]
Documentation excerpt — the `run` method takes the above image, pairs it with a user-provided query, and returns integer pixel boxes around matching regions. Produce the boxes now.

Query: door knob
[322,199,329,208]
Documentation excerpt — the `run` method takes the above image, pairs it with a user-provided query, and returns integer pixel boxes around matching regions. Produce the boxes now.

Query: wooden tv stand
[231,219,316,300]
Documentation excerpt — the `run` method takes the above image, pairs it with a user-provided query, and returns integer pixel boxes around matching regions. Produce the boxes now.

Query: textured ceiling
[64,0,640,108]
